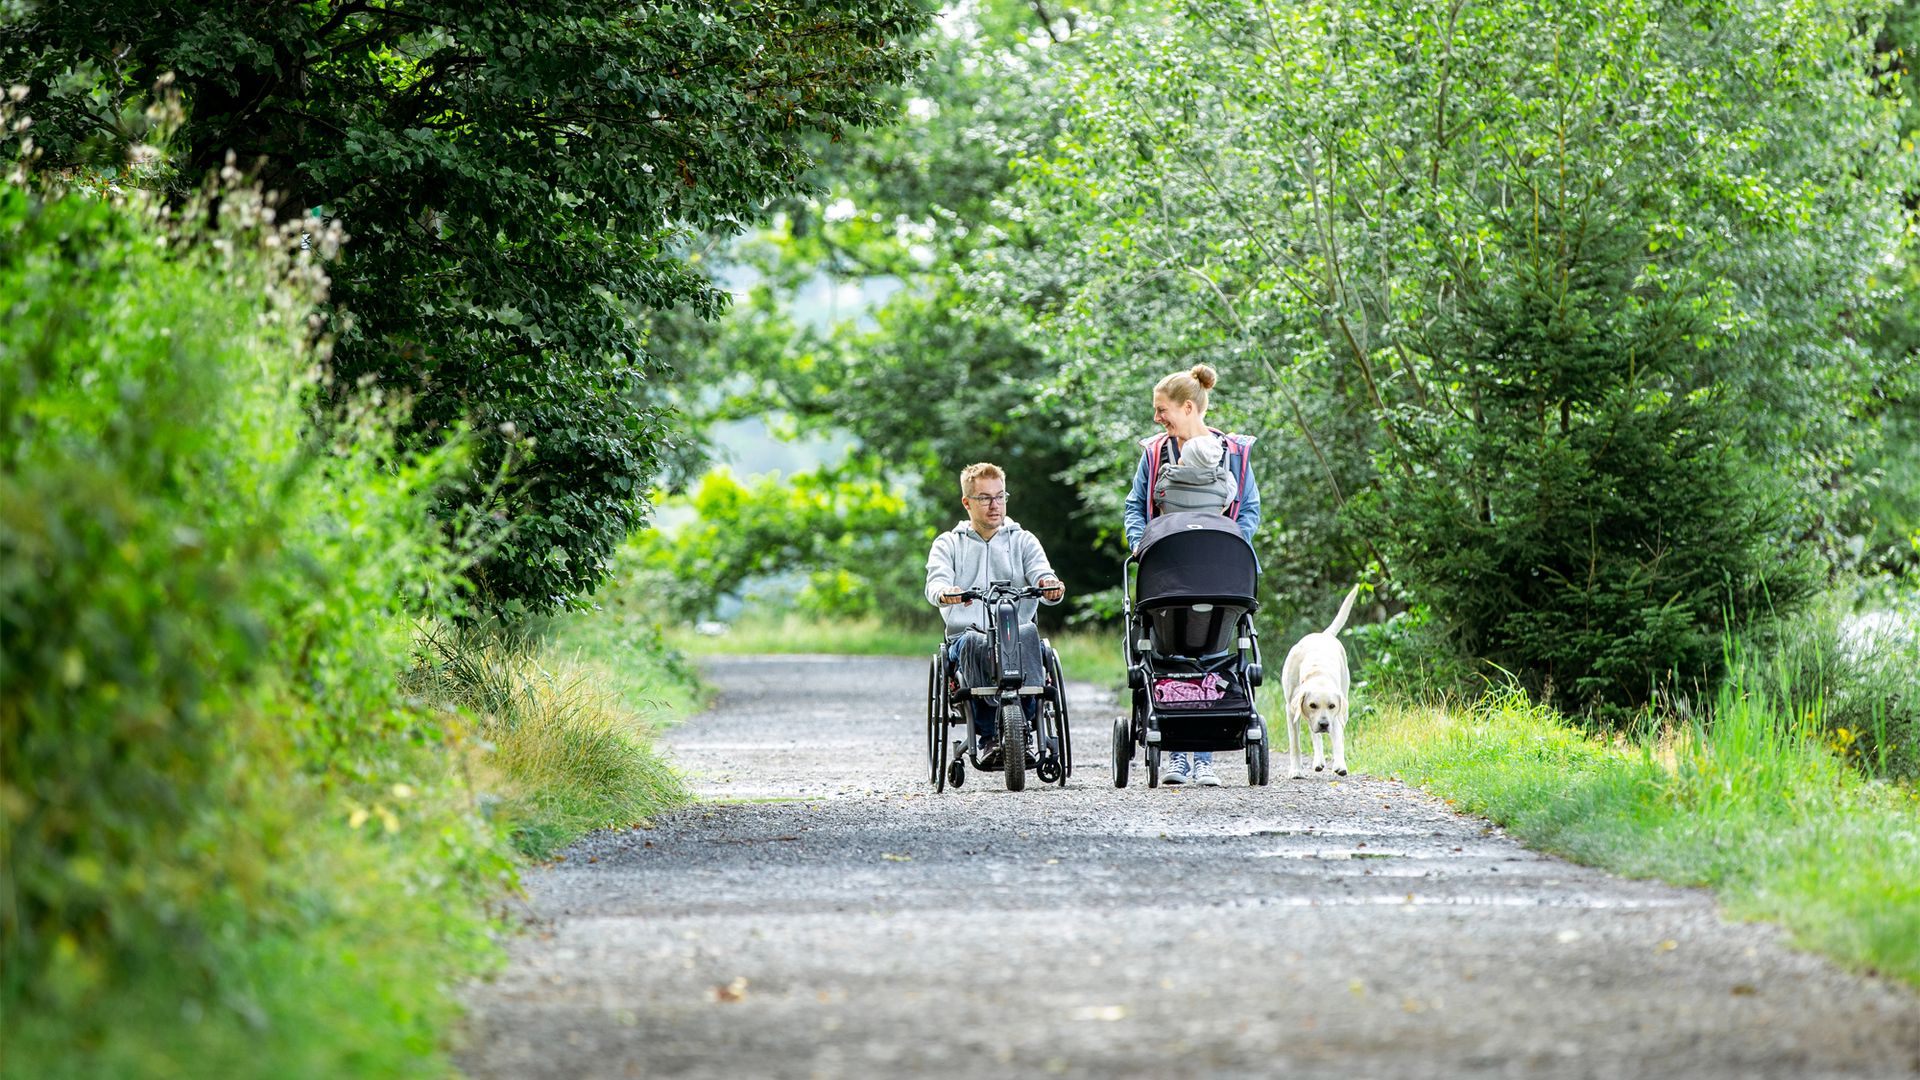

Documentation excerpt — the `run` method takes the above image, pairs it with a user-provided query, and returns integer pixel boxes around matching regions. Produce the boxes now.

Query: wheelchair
[924,581,1072,792]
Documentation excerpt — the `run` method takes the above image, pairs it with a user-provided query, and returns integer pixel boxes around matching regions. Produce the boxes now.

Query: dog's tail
[1324,584,1361,637]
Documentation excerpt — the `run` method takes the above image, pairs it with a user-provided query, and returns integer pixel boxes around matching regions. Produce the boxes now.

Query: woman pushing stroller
[1122,363,1263,786]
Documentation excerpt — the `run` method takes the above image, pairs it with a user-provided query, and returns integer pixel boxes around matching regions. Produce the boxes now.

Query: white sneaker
[1190,755,1222,787]
[1161,752,1191,785]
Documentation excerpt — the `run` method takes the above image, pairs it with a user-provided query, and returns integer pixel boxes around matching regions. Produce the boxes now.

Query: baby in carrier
[1153,433,1239,516]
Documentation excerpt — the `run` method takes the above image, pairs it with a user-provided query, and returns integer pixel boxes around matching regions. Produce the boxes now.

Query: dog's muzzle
[1314,720,1330,733]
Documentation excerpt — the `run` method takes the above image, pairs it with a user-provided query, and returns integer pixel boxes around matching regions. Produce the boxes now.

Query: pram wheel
[1110,714,1131,788]
[1001,706,1027,792]
[1146,745,1161,788]
[1246,728,1270,786]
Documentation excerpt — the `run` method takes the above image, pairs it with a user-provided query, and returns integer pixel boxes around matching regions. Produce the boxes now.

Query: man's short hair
[959,462,1005,498]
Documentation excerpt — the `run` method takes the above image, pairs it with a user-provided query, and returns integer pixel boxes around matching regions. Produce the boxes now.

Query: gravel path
[461,655,1920,1079]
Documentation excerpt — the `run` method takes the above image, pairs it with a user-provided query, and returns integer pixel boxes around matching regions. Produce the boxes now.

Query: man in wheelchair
[924,462,1065,761]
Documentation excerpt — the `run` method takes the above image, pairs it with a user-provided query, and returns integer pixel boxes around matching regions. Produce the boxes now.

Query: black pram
[1111,513,1270,787]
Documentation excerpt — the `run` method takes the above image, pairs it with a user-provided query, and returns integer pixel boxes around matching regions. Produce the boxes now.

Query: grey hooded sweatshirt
[924,518,1061,637]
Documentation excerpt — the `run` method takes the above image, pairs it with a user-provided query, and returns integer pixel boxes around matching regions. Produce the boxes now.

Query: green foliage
[2,0,933,613]
[1732,582,1920,781]
[666,6,1125,612]
[633,461,931,624]
[991,0,1912,712]
[1367,688,1920,986]
[0,173,509,1074]
[1359,218,1819,710]
[1851,400,1920,574]
[1343,604,1481,704]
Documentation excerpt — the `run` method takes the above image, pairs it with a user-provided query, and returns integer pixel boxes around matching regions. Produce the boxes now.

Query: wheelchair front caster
[947,758,966,788]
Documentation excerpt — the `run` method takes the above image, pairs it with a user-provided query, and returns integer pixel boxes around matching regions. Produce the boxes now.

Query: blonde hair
[959,462,1005,498]
[1155,363,1218,413]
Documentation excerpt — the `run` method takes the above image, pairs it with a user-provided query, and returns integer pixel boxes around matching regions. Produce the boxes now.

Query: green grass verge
[1364,686,1920,986]
[414,621,697,861]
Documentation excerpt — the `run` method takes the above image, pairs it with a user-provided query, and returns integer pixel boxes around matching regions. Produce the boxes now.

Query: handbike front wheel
[1001,705,1027,792]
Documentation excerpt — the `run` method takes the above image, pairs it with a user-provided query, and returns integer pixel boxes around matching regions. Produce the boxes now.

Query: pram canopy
[1132,513,1258,609]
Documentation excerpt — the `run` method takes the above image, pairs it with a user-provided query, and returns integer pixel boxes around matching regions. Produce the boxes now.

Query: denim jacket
[1123,430,1261,550]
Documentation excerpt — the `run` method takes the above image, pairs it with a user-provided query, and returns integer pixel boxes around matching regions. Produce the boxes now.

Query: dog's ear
[1288,686,1306,720]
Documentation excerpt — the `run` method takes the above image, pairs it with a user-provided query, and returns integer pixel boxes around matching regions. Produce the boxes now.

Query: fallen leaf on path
[881,852,912,862]
[1071,1005,1128,1021]
[711,977,749,1003]
[1657,940,1678,952]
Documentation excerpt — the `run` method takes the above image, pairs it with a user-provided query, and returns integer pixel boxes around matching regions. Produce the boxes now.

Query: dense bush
[1357,223,1819,711]
[0,172,505,1075]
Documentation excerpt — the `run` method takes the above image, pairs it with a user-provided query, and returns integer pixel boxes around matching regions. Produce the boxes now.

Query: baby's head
[1182,433,1225,468]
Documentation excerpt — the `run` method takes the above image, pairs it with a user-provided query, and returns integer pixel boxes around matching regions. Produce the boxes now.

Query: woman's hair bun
[1189,363,1218,390]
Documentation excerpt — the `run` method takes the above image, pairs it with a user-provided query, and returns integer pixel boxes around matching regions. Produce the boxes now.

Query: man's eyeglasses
[966,492,1011,505]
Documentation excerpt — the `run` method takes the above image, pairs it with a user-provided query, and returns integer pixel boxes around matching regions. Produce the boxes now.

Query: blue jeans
[946,633,1039,745]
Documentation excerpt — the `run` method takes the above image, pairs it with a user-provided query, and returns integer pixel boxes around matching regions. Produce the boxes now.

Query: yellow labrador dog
[1283,585,1360,779]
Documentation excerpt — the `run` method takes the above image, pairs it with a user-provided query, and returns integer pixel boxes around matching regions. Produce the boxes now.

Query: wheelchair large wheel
[1110,713,1131,788]
[1001,705,1027,792]
[1045,649,1072,782]
[926,655,944,788]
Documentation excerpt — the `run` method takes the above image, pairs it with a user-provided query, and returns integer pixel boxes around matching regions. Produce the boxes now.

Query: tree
[990,0,1912,710]
[663,3,1128,614]
[1,0,931,612]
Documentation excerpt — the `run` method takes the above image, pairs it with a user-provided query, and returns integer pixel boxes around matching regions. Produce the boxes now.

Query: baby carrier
[1145,431,1248,520]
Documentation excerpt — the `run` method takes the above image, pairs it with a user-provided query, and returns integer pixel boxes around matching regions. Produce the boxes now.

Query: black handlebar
[956,582,1047,603]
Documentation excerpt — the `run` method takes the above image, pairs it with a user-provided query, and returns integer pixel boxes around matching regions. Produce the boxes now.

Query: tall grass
[1728,584,1920,782]
[409,623,692,859]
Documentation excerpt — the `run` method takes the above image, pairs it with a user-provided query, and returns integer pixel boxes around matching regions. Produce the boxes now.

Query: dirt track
[460,655,1920,1079]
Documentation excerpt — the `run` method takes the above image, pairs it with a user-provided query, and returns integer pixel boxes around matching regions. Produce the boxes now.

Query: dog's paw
[1334,767,1348,776]
[1313,763,1324,772]
[1288,769,1304,780]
